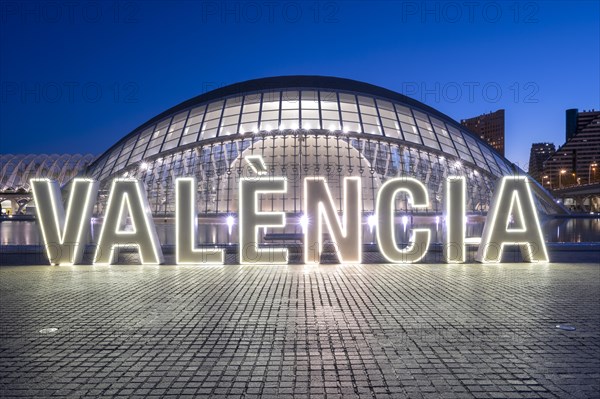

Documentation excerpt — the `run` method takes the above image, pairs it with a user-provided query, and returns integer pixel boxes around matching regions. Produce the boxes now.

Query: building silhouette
[528,143,555,186]
[543,109,600,188]
[460,109,505,156]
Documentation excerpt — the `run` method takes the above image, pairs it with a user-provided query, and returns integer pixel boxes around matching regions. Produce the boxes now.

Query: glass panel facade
[98,143,123,181]
[395,105,421,144]
[113,136,137,173]
[479,143,501,176]
[376,99,401,139]
[462,132,489,172]
[494,153,512,175]
[280,90,299,130]
[301,90,320,129]
[126,126,154,166]
[446,125,473,164]
[413,110,440,150]
[162,111,189,151]
[180,106,205,145]
[201,100,224,139]
[429,116,457,157]
[219,96,242,136]
[145,118,172,158]
[358,96,382,135]
[240,94,260,133]
[339,93,360,132]
[85,83,559,228]
[260,91,280,131]
[320,90,340,131]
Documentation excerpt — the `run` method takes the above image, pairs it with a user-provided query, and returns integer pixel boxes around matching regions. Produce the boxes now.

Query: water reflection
[1,221,42,245]
[1,217,599,246]
[543,218,600,243]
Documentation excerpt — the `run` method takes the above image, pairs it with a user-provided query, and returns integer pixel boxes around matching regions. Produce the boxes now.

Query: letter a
[476,176,549,263]
[94,179,164,265]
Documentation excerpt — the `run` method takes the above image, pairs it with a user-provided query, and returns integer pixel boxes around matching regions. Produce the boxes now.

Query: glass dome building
[83,76,564,245]
[0,154,94,215]
[1,154,94,192]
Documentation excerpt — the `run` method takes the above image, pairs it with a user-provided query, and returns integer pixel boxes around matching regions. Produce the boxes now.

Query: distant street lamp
[559,169,566,189]
[590,163,598,184]
[542,175,551,189]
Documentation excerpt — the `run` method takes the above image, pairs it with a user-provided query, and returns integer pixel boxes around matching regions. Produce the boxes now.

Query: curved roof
[87,75,517,180]
[0,154,95,191]
[114,75,467,136]
[81,75,567,215]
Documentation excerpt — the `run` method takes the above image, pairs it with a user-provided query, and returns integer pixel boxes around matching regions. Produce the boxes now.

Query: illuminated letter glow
[444,176,466,263]
[31,178,98,265]
[94,179,164,265]
[176,177,224,264]
[375,178,431,263]
[303,177,362,264]
[476,176,549,263]
[239,177,288,264]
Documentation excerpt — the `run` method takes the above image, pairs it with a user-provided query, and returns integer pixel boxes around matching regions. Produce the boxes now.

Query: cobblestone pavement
[0,263,598,398]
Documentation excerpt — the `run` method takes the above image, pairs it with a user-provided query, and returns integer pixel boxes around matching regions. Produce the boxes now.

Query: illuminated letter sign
[476,176,549,263]
[32,164,553,265]
[176,177,224,264]
[31,178,98,265]
[376,178,431,263]
[94,179,164,265]
[304,177,362,264]
[239,176,288,264]
[444,176,466,263]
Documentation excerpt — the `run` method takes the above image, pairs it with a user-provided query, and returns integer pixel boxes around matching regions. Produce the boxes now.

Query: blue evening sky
[1,0,598,169]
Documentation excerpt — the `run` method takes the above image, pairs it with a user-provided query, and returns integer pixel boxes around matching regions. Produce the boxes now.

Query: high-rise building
[543,109,600,188]
[528,143,556,185]
[460,109,505,156]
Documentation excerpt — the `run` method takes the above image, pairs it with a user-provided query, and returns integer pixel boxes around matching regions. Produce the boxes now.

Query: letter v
[31,178,98,265]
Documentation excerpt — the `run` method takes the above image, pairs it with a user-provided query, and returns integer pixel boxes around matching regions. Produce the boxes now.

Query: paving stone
[0,263,598,398]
